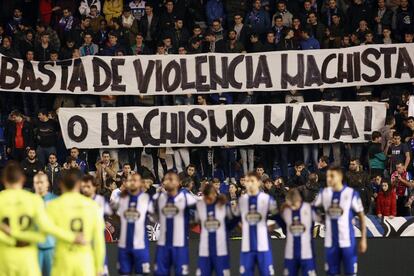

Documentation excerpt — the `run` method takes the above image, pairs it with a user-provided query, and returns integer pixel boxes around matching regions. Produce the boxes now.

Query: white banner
[0,43,413,95]
[58,102,386,148]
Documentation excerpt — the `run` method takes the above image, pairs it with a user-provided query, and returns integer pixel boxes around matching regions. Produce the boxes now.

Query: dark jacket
[6,120,34,150]
[44,163,62,194]
[345,170,372,213]
[21,158,44,189]
[139,15,159,42]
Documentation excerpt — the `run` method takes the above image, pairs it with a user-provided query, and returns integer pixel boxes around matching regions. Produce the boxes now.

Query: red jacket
[376,190,397,216]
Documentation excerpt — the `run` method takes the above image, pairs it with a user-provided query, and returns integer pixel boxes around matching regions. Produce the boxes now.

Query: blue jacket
[300,36,320,50]
[246,9,271,34]
[206,0,225,25]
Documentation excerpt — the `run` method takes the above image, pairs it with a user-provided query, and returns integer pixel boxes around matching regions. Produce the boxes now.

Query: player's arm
[357,211,367,253]
[0,224,16,246]
[92,207,106,274]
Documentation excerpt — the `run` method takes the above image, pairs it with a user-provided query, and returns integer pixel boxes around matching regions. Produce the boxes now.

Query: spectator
[373,0,393,37]
[0,36,20,58]
[179,164,200,191]
[231,14,251,48]
[288,161,309,188]
[298,172,320,202]
[101,31,124,56]
[368,131,387,177]
[273,176,288,207]
[388,132,410,172]
[129,0,146,21]
[345,159,372,213]
[316,156,329,187]
[79,0,101,17]
[57,7,77,40]
[391,162,413,216]
[376,178,397,218]
[205,0,225,26]
[395,0,413,41]
[256,164,269,181]
[306,12,325,44]
[21,147,44,189]
[6,110,34,162]
[44,152,61,194]
[299,27,320,49]
[89,5,105,32]
[35,22,60,50]
[34,109,58,165]
[116,162,134,185]
[245,0,271,36]
[66,147,87,173]
[346,0,372,34]
[95,150,119,192]
[272,1,293,27]
[79,31,99,56]
[139,3,159,50]
[103,0,123,23]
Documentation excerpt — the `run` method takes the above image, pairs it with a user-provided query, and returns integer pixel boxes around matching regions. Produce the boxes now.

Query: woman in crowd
[376,179,397,218]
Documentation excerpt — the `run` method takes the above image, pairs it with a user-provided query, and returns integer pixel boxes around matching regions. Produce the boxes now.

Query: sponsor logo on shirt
[245,205,262,225]
[289,216,306,236]
[327,199,343,219]
[204,212,221,232]
[162,203,179,218]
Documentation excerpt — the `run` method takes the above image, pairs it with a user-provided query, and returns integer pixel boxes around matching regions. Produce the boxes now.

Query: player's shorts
[39,248,54,276]
[325,245,358,276]
[51,251,95,276]
[283,258,316,276]
[155,245,189,276]
[118,247,150,275]
[0,246,41,276]
[240,251,275,276]
[197,255,230,276]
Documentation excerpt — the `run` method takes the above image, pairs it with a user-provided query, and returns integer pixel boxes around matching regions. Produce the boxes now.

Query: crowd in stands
[0,0,414,224]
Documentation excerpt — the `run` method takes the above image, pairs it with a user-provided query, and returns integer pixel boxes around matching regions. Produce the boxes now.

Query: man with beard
[21,148,44,190]
[345,159,372,214]
[151,172,198,275]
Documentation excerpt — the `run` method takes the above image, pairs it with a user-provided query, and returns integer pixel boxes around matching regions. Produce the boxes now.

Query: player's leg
[154,246,172,276]
[283,259,299,276]
[240,252,255,276]
[196,256,212,276]
[42,248,54,276]
[212,255,231,276]
[325,246,341,276]
[300,259,317,276]
[341,246,358,276]
[133,248,151,275]
[172,246,190,275]
[118,248,134,275]
[257,251,275,276]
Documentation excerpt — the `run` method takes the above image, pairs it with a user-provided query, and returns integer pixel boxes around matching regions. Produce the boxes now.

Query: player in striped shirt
[113,173,152,275]
[195,183,234,276]
[313,165,367,276]
[280,188,316,276]
[151,172,198,276]
[234,172,277,276]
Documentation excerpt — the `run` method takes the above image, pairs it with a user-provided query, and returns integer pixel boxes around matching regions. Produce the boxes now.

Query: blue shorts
[197,255,230,276]
[325,245,358,276]
[284,258,316,276]
[240,251,274,276]
[155,246,189,276]
[38,248,54,276]
[118,247,150,275]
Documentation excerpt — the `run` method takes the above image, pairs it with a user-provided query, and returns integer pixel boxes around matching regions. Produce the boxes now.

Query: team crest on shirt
[327,199,343,219]
[124,207,140,222]
[204,212,220,232]
[162,203,179,218]
[245,204,262,225]
[289,216,306,236]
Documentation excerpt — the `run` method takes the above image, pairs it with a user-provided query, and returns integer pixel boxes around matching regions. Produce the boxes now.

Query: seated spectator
[116,162,134,186]
[103,0,123,23]
[142,177,156,196]
[79,0,101,17]
[376,178,397,218]
[179,164,200,191]
[44,152,61,194]
[101,31,125,56]
[89,5,105,33]
[6,110,34,162]
[391,162,413,216]
[0,36,20,58]
[299,27,320,50]
[130,32,151,55]
[256,164,269,181]
[35,22,60,50]
[21,147,44,189]
[79,31,99,56]
[274,176,288,207]
[297,173,320,202]
[67,147,87,173]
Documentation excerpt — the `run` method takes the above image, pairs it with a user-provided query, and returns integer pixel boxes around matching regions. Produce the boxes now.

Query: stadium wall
[106,238,414,276]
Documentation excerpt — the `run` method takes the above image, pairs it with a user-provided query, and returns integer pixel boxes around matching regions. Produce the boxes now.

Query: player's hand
[358,238,367,254]
[0,223,11,235]
[74,233,86,245]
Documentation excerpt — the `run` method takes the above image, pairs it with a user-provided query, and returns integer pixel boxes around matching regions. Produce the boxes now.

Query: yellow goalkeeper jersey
[46,192,105,276]
[0,188,76,276]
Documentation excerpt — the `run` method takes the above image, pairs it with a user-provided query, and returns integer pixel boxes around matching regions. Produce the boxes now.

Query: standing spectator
[0,36,20,58]
[346,159,372,214]
[376,179,397,218]
[306,12,325,44]
[373,0,393,37]
[316,155,329,187]
[388,132,410,172]
[346,0,372,34]
[35,32,54,61]
[101,31,124,55]
[395,0,413,41]
[391,162,413,216]
[225,0,247,27]
[159,0,177,31]
[21,147,44,189]
[368,131,387,177]
[35,22,61,50]
[379,115,395,151]
[322,0,344,27]
[103,0,123,23]
[139,3,159,50]
[79,0,101,17]
[89,5,105,32]
[245,0,271,36]
[231,14,251,48]
[169,19,190,49]
[205,0,225,26]
[272,0,293,27]
[34,109,58,165]
[44,153,61,194]
[6,110,34,162]
[57,8,77,40]
[95,150,119,191]
[6,8,24,35]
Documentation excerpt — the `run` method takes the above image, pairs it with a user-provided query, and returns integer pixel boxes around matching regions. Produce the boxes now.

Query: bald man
[34,173,57,276]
